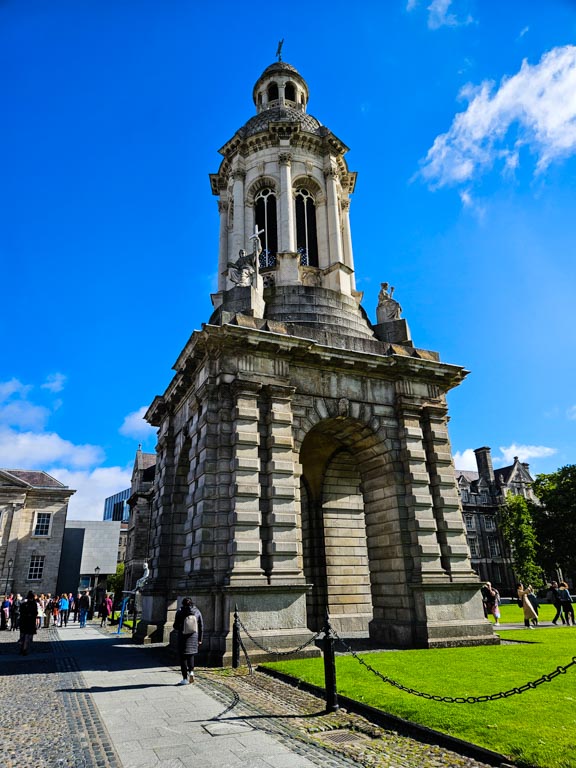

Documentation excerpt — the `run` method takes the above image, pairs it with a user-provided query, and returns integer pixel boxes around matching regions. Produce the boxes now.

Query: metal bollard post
[232,605,240,669]
[323,610,339,713]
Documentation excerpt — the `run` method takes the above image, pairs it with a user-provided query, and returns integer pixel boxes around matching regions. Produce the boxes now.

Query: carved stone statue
[377,281,402,322]
[135,561,150,591]
[227,249,256,287]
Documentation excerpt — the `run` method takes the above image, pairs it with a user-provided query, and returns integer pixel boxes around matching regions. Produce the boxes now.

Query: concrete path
[55,624,354,768]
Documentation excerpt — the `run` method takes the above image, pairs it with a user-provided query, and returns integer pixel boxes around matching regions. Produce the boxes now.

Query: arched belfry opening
[137,56,495,660]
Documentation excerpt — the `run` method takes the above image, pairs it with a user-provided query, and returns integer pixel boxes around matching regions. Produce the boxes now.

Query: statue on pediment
[377,282,402,322]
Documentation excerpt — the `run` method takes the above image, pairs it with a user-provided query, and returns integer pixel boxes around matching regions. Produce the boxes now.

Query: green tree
[106,562,125,601]
[531,464,576,581]
[498,492,544,587]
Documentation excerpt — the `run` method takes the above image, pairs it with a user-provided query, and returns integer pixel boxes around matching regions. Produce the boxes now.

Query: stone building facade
[136,58,493,661]
[0,469,74,596]
[124,448,156,592]
[455,447,537,595]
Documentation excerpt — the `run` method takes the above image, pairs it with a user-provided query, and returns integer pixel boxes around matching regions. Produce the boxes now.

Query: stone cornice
[155,324,468,411]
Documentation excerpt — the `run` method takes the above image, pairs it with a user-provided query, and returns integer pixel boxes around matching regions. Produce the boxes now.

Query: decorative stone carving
[377,282,402,322]
[278,152,292,166]
[227,250,256,286]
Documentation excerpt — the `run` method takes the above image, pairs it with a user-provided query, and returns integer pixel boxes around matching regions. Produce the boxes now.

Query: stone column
[262,385,305,582]
[422,403,477,580]
[217,199,229,291]
[397,397,449,583]
[229,380,266,583]
[231,170,245,272]
[324,167,344,265]
[278,153,296,253]
[340,198,355,289]
[315,194,329,271]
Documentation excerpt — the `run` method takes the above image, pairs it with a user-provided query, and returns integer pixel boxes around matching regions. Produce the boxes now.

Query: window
[28,555,45,581]
[267,82,278,101]
[484,516,496,531]
[492,563,502,583]
[254,188,278,267]
[285,82,296,102]
[488,536,500,557]
[467,536,479,557]
[34,512,51,537]
[465,514,474,531]
[479,492,489,505]
[460,490,469,502]
[295,188,318,267]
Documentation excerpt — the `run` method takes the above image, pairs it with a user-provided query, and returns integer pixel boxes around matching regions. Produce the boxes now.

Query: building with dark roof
[454,447,537,594]
[124,447,156,592]
[0,468,75,596]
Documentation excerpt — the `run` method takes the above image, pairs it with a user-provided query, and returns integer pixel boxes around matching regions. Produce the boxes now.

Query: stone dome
[240,106,324,138]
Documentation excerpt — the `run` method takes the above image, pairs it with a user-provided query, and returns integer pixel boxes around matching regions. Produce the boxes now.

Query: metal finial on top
[276,39,284,62]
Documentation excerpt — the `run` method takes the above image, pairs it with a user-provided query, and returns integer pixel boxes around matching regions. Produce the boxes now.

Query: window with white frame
[28,555,45,581]
[484,516,496,531]
[467,536,479,557]
[488,536,500,557]
[460,489,469,502]
[33,512,51,537]
[465,514,474,530]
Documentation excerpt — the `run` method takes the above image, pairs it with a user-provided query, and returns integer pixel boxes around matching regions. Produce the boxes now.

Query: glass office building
[103,488,130,522]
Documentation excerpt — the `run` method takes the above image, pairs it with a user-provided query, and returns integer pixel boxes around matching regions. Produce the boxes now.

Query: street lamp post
[91,566,100,620]
[4,558,13,595]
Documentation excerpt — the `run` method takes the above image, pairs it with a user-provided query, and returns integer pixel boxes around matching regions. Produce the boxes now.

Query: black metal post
[323,610,339,713]
[232,605,240,669]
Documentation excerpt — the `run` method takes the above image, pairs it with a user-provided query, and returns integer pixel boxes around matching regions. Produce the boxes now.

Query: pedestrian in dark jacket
[173,597,203,685]
[19,592,38,655]
[549,581,566,625]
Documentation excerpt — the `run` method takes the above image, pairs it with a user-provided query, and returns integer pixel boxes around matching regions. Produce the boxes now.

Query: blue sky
[2,0,575,519]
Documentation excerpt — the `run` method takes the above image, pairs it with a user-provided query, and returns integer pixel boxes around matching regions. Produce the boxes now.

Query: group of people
[0,589,116,642]
[480,580,574,629]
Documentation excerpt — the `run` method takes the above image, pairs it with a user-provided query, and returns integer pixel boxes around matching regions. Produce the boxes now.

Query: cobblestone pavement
[0,625,500,768]
[195,669,496,768]
[0,627,121,768]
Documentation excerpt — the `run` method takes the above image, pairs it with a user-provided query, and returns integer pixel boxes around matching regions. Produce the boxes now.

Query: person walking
[173,597,203,685]
[10,594,22,631]
[58,593,70,627]
[558,582,575,626]
[100,594,113,627]
[484,582,501,625]
[517,583,538,629]
[549,581,566,625]
[78,591,90,627]
[19,592,38,654]
[72,593,80,623]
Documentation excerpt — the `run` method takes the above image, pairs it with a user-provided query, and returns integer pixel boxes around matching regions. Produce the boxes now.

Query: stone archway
[299,416,405,639]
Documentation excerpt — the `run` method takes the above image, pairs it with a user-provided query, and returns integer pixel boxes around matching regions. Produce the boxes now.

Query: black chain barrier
[331,627,576,704]
[236,613,323,657]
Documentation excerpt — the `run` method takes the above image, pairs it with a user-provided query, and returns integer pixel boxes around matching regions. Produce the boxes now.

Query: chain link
[331,628,576,704]
[236,615,323,657]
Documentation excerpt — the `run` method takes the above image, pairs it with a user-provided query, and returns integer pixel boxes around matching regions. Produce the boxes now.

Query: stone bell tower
[137,56,494,660]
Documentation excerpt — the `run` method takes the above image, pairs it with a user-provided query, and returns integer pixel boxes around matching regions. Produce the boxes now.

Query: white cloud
[41,373,67,393]
[0,400,50,430]
[407,0,473,29]
[420,45,576,188]
[0,427,104,469]
[0,378,31,402]
[119,406,156,440]
[567,405,576,421]
[496,444,557,465]
[453,448,477,470]
[52,465,132,521]
[518,26,529,40]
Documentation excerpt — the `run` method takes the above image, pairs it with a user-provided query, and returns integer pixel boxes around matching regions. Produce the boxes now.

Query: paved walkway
[0,623,500,768]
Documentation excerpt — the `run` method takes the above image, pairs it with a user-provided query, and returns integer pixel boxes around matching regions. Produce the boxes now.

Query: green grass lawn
[263,623,576,768]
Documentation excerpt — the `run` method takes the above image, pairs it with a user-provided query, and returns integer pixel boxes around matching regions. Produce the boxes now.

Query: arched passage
[299,415,405,637]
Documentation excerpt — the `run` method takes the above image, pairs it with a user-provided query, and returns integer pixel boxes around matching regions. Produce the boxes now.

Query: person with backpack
[173,597,203,685]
